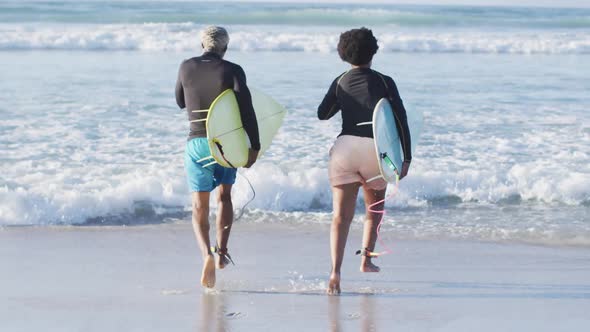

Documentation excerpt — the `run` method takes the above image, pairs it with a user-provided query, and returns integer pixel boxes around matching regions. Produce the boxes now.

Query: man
[175,26,260,288]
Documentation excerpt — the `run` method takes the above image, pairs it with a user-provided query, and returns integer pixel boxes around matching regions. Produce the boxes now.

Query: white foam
[1,24,589,54]
[2,155,588,226]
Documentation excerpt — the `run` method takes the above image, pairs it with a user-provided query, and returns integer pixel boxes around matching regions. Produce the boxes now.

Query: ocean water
[0,1,589,246]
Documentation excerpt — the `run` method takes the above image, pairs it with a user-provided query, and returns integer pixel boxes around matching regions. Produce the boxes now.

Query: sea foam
[1,158,589,226]
[1,24,589,54]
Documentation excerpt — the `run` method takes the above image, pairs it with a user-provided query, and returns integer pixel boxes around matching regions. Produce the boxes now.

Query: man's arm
[233,65,261,151]
[175,62,186,109]
[317,76,342,120]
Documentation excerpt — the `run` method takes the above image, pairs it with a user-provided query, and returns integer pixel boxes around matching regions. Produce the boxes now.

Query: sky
[47,0,590,9]
[221,0,590,8]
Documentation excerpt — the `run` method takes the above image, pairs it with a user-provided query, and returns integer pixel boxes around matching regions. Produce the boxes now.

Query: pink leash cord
[366,175,400,257]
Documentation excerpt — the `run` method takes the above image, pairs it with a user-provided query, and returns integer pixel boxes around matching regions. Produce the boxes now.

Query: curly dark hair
[337,27,379,66]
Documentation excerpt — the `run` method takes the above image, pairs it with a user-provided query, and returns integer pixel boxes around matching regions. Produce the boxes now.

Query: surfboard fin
[380,152,398,172]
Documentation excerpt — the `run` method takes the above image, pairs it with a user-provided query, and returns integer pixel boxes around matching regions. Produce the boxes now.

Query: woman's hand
[399,161,411,180]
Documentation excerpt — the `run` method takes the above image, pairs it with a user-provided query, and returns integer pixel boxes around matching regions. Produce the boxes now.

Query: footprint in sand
[225,312,244,320]
[160,289,190,296]
[345,313,361,320]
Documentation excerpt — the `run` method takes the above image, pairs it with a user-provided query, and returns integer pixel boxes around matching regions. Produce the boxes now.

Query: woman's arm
[317,76,342,120]
[386,77,412,163]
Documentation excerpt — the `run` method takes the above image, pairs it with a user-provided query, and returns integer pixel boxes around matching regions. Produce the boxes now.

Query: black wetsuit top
[317,68,412,162]
[175,52,261,151]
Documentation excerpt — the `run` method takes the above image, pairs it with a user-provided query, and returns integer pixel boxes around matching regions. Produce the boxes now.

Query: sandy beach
[2,2,590,331]
[2,222,589,331]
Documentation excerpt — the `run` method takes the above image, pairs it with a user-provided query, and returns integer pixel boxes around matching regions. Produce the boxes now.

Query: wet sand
[2,222,590,331]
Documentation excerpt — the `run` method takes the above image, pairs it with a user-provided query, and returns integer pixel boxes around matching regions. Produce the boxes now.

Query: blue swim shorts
[184,137,237,192]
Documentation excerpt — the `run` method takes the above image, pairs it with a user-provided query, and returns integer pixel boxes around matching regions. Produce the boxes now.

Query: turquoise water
[1,1,589,53]
[1,1,589,29]
[0,1,588,246]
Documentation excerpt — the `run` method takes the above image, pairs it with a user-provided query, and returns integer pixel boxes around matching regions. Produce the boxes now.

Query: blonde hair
[200,26,229,54]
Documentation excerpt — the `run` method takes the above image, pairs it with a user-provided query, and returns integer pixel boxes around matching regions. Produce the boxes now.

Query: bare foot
[327,272,341,295]
[201,254,216,288]
[360,258,380,273]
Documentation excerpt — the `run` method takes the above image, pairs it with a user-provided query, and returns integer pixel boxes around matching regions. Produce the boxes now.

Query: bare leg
[327,182,361,295]
[360,186,386,273]
[192,192,215,288]
[215,184,234,269]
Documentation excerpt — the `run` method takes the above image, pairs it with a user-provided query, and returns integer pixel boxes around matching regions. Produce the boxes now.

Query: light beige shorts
[328,135,387,190]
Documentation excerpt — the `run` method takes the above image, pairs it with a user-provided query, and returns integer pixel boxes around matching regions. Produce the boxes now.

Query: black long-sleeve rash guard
[317,67,412,162]
[175,52,261,151]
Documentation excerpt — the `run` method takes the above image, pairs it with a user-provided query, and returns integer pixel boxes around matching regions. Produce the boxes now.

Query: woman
[318,28,412,295]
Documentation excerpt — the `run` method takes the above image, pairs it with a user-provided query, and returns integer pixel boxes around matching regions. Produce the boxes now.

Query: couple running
[175,26,412,295]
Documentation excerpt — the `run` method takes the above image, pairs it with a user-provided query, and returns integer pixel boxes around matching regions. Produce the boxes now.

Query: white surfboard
[205,89,287,168]
[372,98,422,183]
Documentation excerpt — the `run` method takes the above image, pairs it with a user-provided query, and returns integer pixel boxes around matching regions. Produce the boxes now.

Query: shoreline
[2,222,589,331]
[3,211,589,249]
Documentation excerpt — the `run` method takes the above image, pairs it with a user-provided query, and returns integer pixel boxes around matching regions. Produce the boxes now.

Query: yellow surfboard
[206,89,287,168]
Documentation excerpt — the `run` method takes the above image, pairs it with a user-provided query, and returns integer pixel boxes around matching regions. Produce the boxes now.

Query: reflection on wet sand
[328,294,378,332]
[328,296,342,332]
[360,295,377,332]
[198,292,228,332]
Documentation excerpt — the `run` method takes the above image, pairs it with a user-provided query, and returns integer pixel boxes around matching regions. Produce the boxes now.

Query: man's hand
[399,161,411,180]
[244,148,259,168]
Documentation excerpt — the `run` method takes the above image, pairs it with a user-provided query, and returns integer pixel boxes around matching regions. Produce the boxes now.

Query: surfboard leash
[358,173,401,258]
[209,140,255,221]
[235,171,256,222]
